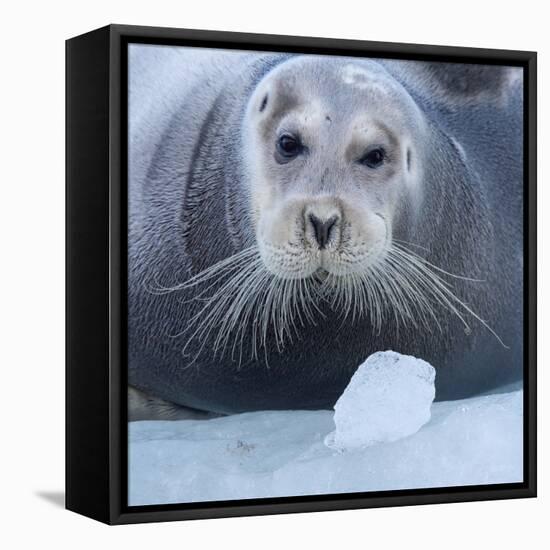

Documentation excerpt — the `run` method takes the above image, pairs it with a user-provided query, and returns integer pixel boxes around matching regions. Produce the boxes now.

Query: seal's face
[243,58,426,280]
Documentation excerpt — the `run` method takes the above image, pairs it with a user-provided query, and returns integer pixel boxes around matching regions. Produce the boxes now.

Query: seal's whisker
[373,261,416,330]
[175,257,263,339]
[392,238,431,253]
[299,276,318,326]
[150,246,259,295]
[384,255,436,331]
[388,248,473,328]
[177,254,261,305]
[393,242,486,283]
[281,277,298,343]
[227,273,271,362]
[360,262,385,334]
[385,257,443,333]
[232,269,272,364]
[177,258,265,362]
[210,266,269,362]
[387,246,507,348]
[170,232,507,368]
[214,263,267,357]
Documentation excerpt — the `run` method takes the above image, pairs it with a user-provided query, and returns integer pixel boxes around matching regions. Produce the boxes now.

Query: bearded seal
[128,45,524,416]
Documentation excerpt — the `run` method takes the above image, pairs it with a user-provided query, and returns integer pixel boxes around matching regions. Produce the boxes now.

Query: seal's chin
[314,266,329,278]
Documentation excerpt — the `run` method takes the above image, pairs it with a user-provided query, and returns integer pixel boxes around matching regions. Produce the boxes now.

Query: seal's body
[128,45,523,414]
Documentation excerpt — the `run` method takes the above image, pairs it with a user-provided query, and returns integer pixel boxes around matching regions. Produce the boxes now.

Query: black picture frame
[66,24,537,525]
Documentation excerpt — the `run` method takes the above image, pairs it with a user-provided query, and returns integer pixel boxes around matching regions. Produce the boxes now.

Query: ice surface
[129,390,523,506]
[325,351,436,450]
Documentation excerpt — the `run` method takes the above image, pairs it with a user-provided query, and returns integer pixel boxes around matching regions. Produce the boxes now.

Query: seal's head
[242,57,427,279]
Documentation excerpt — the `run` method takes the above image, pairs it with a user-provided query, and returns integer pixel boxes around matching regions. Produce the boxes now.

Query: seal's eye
[360,148,385,168]
[276,133,303,160]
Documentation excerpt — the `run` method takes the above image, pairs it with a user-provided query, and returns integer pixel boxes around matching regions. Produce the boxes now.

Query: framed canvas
[66,24,537,525]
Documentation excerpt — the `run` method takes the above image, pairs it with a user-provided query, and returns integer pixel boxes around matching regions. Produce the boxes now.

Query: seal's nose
[308,214,338,249]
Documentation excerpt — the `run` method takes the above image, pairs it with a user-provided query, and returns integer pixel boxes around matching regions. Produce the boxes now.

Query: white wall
[1,1,546,547]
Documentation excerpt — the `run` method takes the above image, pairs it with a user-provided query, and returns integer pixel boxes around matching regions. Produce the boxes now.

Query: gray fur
[128,46,523,417]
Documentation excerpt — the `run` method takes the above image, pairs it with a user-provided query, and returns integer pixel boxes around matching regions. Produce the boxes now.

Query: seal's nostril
[308,214,338,249]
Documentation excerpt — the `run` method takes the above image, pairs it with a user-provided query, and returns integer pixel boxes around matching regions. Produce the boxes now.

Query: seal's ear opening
[253,76,301,126]
[259,93,268,112]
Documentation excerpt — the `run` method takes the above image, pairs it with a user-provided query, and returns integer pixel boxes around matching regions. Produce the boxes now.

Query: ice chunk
[325,351,436,450]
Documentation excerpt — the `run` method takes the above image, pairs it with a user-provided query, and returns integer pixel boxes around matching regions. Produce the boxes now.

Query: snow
[325,351,435,450]
[129,388,523,506]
